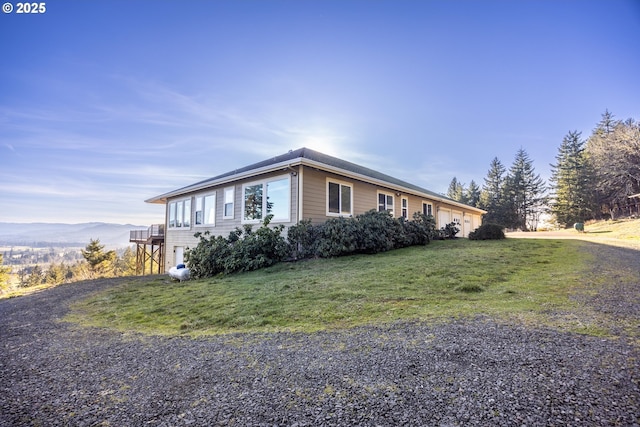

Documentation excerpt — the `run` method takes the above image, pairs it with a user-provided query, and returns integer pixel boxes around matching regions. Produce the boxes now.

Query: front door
[175,246,184,266]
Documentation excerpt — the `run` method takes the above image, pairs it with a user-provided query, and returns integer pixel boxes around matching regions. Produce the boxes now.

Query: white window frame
[241,174,291,224]
[194,192,216,227]
[422,201,433,217]
[326,178,353,217]
[223,186,235,220]
[168,198,192,229]
[401,196,409,219]
[377,191,395,216]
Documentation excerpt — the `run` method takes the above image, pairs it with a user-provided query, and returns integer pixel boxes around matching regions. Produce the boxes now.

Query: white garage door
[438,210,451,230]
[452,211,463,236]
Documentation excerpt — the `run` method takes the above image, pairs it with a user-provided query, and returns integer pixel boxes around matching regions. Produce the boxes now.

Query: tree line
[447,110,639,230]
[0,239,139,293]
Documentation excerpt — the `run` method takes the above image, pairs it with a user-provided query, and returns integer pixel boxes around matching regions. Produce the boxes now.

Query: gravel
[1,244,639,426]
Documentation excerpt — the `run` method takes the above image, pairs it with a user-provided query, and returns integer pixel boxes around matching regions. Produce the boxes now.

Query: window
[327,179,352,216]
[168,198,191,228]
[242,175,290,223]
[401,197,408,219]
[195,193,216,226]
[378,192,394,215]
[223,187,235,219]
[422,202,433,217]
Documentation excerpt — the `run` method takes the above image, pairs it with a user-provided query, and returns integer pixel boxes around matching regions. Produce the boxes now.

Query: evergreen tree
[45,262,68,285]
[114,247,137,277]
[25,265,43,288]
[465,180,481,207]
[503,148,546,230]
[0,254,11,292]
[550,130,596,227]
[446,177,467,203]
[479,157,509,226]
[81,239,116,278]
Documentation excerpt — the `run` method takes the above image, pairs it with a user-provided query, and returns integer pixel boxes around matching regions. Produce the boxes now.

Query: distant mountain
[0,222,148,248]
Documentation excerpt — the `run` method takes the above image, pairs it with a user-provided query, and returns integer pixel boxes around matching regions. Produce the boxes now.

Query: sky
[1,0,639,225]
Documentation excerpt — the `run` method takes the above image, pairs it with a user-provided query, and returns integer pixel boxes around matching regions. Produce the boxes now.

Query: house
[146,147,486,269]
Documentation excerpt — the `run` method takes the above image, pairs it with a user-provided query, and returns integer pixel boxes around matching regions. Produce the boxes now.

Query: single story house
[146,147,486,269]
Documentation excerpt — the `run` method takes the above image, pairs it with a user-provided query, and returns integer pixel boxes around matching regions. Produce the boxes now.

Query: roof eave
[146,154,487,215]
[145,158,305,204]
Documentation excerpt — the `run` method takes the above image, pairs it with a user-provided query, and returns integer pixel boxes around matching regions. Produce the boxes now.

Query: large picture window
[195,193,216,226]
[327,180,352,216]
[242,175,290,223]
[168,198,191,228]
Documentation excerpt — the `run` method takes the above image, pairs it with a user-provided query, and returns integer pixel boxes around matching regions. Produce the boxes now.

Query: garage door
[438,210,451,229]
[452,211,463,237]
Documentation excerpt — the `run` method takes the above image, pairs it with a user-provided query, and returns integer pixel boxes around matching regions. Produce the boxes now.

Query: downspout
[297,165,303,223]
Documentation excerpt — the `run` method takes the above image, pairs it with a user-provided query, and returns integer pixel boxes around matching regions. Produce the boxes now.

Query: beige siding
[164,164,484,269]
[301,166,483,232]
[164,169,299,269]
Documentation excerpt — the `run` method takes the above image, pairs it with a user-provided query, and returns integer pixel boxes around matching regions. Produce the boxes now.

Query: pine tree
[114,247,137,277]
[550,131,596,227]
[81,239,116,278]
[446,177,467,203]
[503,148,546,230]
[0,254,11,292]
[479,157,509,226]
[465,180,481,207]
[25,265,43,288]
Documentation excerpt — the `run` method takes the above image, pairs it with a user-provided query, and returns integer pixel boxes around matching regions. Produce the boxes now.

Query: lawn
[67,238,595,336]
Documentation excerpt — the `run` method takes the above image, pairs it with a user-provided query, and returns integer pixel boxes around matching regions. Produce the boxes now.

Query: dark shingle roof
[148,147,475,209]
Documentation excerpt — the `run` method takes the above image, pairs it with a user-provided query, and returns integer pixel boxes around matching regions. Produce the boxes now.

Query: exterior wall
[164,169,299,269]
[163,163,484,269]
[301,165,481,238]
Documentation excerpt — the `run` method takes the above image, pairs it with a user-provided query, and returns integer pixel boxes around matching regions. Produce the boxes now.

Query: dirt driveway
[1,243,639,426]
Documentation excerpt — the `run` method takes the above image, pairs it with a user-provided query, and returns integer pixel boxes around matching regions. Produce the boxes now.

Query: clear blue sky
[2,0,639,224]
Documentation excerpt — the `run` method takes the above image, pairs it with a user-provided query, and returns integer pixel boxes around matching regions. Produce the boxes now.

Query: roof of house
[146,147,485,213]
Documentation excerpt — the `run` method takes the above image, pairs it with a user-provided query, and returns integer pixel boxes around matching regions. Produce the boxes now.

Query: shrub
[468,223,506,240]
[355,210,397,253]
[186,215,290,279]
[442,222,460,239]
[315,216,360,257]
[287,219,322,259]
[290,210,437,259]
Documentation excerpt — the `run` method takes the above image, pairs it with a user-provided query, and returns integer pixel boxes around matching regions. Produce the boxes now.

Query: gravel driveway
[1,241,639,426]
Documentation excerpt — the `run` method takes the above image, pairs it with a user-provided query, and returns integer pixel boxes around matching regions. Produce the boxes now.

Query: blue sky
[1,0,639,224]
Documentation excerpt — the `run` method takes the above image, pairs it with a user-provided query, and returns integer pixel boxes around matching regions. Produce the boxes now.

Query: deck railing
[129,224,165,243]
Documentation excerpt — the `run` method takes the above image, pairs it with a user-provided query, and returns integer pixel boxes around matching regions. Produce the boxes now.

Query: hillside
[0,222,147,248]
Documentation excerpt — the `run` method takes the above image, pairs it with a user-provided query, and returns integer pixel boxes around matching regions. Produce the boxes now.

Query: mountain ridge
[0,222,149,248]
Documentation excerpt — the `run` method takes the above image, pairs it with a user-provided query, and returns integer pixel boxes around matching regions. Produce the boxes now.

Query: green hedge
[289,210,437,259]
[186,210,438,279]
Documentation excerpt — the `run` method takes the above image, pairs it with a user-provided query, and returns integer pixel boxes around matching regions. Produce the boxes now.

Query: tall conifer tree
[550,130,595,227]
[480,157,509,226]
[503,148,546,230]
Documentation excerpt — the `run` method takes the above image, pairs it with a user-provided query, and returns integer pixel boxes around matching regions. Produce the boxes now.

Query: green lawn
[67,239,600,336]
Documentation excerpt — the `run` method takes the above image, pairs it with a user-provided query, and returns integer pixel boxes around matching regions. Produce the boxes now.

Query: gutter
[146,156,486,215]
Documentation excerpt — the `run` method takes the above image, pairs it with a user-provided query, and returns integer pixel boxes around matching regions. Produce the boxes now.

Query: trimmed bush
[289,210,437,259]
[186,215,290,279]
[188,210,440,279]
[468,223,506,240]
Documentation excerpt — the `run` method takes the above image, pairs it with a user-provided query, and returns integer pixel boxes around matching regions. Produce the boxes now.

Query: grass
[67,238,598,336]
[547,217,640,249]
